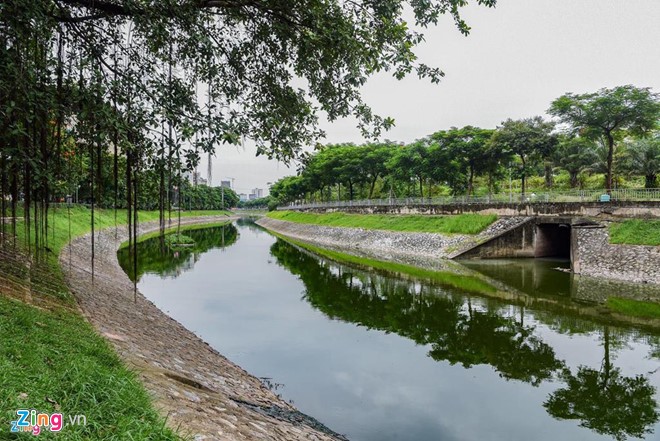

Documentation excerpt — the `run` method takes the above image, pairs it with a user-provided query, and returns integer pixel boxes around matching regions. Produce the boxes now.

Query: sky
[208,0,660,195]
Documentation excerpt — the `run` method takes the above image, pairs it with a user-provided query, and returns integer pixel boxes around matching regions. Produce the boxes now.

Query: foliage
[183,184,239,210]
[624,136,660,189]
[489,117,557,195]
[237,196,273,209]
[549,85,660,191]
[267,211,497,234]
[555,136,598,188]
[388,141,431,197]
[429,126,495,195]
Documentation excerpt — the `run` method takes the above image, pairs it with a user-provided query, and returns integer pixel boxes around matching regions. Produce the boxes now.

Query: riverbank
[259,215,660,286]
[257,216,530,268]
[61,216,346,441]
[267,211,498,234]
[264,221,660,332]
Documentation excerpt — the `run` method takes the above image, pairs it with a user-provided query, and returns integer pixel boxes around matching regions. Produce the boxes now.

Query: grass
[267,210,497,235]
[0,206,229,440]
[275,233,497,295]
[609,219,660,246]
[606,297,660,319]
[0,296,181,440]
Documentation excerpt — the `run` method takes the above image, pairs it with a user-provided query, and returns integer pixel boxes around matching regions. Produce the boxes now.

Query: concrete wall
[454,220,536,259]
[455,218,576,260]
[295,201,660,219]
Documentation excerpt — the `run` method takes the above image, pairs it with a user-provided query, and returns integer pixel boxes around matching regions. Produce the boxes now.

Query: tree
[549,85,660,191]
[361,143,395,199]
[489,117,557,197]
[1,0,497,254]
[332,145,364,201]
[555,136,598,188]
[625,136,660,188]
[430,126,494,196]
[426,140,466,195]
[270,175,306,205]
[388,142,430,198]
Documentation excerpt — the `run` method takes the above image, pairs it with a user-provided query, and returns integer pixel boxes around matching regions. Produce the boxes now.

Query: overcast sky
[209,0,660,195]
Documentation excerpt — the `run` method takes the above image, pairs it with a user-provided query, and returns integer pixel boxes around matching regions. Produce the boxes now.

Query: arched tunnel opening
[535,223,572,259]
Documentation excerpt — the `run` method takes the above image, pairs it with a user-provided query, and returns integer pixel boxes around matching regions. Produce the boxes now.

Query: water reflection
[270,238,659,441]
[545,326,659,441]
[462,258,572,298]
[117,223,238,281]
[119,222,660,441]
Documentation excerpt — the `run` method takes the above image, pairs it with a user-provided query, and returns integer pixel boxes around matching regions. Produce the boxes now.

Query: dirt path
[61,216,346,441]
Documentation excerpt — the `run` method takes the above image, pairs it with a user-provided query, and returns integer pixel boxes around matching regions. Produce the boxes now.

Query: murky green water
[118,220,660,441]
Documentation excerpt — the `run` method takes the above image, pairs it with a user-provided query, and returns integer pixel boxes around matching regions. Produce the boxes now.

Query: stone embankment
[61,216,346,441]
[573,222,660,285]
[256,216,529,267]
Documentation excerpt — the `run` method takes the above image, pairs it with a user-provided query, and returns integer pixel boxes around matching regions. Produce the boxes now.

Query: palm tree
[625,136,660,188]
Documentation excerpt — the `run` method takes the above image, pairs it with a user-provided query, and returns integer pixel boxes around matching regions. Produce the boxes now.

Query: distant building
[239,193,248,202]
[251,188,264,199]
[189,170,207,186]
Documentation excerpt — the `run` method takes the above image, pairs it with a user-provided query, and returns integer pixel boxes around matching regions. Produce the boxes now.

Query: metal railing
[279,188,660,210]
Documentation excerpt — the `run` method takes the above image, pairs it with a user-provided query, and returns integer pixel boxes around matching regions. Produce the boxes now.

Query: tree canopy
[549,85,660,191]
[1,0,498,254]
[489,117,557,196]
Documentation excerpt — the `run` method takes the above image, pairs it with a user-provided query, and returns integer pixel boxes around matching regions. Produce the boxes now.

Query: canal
[118,220,660,441]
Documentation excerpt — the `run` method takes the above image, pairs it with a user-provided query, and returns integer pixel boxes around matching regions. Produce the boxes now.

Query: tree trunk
[544,161,553,188]
[605,132,615,193]
[570,171,579,188]
[467,166,474,196]
[368,176,377,199]
[520,155,526,199]
[418,176,424,198]
[645,174,657,189]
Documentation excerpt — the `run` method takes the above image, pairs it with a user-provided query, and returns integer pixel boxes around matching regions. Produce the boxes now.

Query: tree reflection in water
[270,238,659,440]
[117,223,238,281]
[544,327,659,441]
